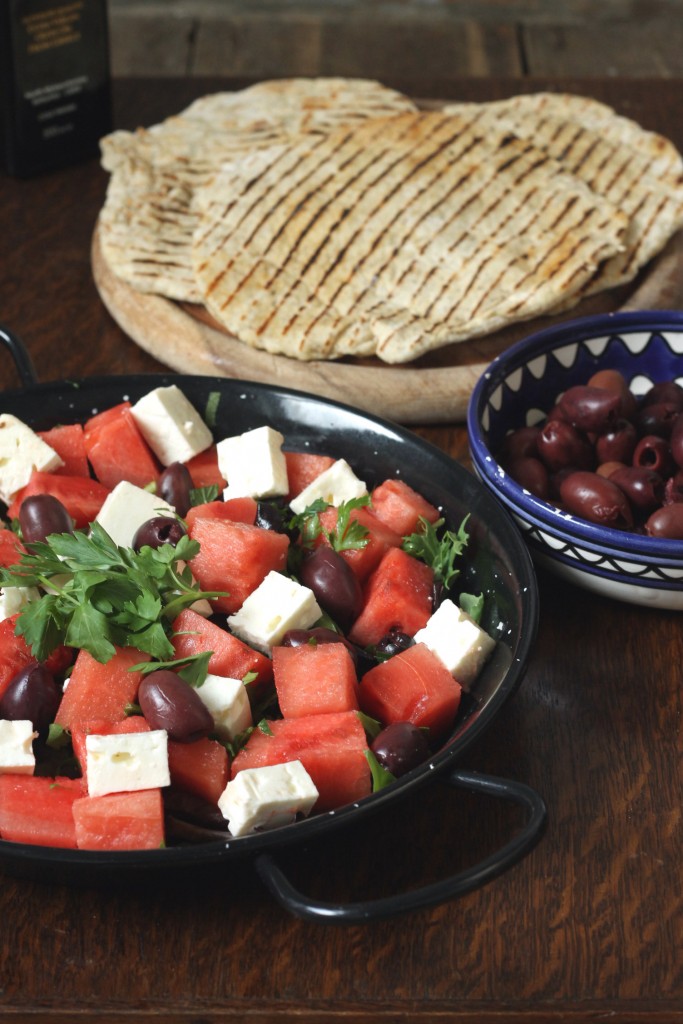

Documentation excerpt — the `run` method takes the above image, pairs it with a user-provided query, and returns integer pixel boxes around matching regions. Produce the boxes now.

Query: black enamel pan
[0,324,546,924]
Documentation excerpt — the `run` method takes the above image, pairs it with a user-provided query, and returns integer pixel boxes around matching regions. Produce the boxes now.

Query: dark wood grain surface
[0,77,682,1024]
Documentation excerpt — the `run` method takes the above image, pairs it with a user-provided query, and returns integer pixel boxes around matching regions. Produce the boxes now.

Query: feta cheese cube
[218,760,318,837]
[216,425,288,501]
[0,720,37,774]
[413,598,496,690]
[85,729,170,797]
[0,585,40,623]
[288,458,367,515]
[0,414,63,504]
[130,385,213,466]
[227,570,321,653]
[195,673,253,741]
[94,480,175,548]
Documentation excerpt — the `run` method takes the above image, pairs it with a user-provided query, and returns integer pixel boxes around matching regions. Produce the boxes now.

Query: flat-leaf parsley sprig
[0,523,228,664]
[291,495,371,551]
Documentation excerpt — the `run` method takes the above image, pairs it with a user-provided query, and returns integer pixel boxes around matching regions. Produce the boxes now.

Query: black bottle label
[1,0,112,177]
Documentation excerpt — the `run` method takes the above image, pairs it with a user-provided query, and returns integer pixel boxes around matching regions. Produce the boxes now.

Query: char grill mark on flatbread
[401,150,575,316]
[197,113,477,347]
[443,93,683,303]
[192,110,627,363]
[199,113,461,333]
[98,79,419,303]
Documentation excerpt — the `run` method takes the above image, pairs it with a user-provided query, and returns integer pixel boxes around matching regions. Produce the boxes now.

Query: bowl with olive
[467,310,683,610]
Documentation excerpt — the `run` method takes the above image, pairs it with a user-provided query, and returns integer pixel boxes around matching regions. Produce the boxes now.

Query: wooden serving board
[92,225,683,425]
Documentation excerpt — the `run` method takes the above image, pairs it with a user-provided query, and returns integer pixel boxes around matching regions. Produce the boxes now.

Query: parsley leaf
[402,515,470,592]
[0,523,228,664]
[289,498,327,547]
[330,496,371,552]
[132,650,213,688]
[190,484,220,507]
[204,391,220,429]
[364,749,396,792]
[290,495,371,551]
[459,591,484,623]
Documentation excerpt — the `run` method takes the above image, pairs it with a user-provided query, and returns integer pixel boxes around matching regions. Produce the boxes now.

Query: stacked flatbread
[98,80,683,364]
[99,78,418,304]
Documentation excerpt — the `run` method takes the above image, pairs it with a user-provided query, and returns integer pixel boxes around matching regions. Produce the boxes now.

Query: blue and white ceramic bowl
[467,310,683,610]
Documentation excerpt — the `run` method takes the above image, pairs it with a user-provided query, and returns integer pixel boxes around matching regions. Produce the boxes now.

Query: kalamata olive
[557,384,622,433]
[19,494,73,545]
[588,369,638,419]
[632,435,674,477]
[668,414,683,470]
[138,670,214,743]
[595,418,638,465]
[499,426,541,463]
[372,628,415,661]
[597,461,626,479]
[639,380,683,410]
[132,516,187,552]
[537,419,594,473]
[298,546,363,631]
[505,456,550,500]
[559,471,633,529]
[645,503,683,539]
[635,401,680,439]
[159,462,193,517]
[608,466,664,518]
[0,663,60,739]
[282,626,362,666]
[664,470,683,504]
[371,722,431,777]
[255,499,298,540]
[498,371,683,536]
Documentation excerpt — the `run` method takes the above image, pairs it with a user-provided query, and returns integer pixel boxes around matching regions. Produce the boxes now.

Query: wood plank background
[108,0,683,81]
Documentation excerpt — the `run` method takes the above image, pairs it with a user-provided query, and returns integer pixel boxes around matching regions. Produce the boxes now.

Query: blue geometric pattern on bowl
[467,311,683,607]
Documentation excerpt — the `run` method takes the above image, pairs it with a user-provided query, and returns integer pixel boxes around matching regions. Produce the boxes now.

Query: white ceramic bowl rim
[467,309,683,560]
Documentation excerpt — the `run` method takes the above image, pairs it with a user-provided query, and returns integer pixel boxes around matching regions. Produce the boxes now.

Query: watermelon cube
[185,497,257,531]
[0,775,84,848]
[171,608,273,694]
[188,518,289,614]
[7,471,110,528]
[37,424,90,477]
[316,505,402,582]
[359,642,462,740]
[55,646,150,729]
[184,445,227,490]
[72,788,165,850]
[230,710,371,811]
[348,547,434,648]
[284,451,335,501]
[0,528,25,568]
[167,736,229,805]
[84,402,160,490]
[272,642,359,718]
[370,478,440,536]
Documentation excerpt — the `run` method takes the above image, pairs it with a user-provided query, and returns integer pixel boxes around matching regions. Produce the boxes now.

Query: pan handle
[0,324,39,387]
[254,768,547,924]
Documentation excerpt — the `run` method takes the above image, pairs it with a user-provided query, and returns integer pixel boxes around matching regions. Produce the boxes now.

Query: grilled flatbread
[98,79,418,303]
[443,92,683,302]
[191,110,627,363]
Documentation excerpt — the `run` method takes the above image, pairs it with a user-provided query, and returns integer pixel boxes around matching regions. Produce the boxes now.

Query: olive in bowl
[467,310,683,610]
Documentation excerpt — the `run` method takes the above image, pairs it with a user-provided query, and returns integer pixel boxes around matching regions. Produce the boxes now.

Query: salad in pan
[0,384,496,850]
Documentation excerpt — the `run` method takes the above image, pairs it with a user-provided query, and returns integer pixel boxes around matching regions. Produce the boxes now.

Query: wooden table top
[0,76,682,1024]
